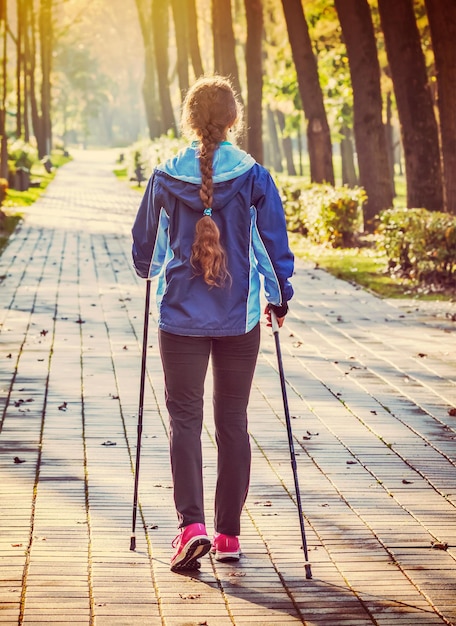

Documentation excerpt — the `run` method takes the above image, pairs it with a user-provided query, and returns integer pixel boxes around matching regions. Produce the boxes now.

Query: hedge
[379,207,456,285]
[277,177,366,247]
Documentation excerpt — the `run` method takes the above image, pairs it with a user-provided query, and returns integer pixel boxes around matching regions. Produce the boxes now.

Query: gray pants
[158,324,260,536]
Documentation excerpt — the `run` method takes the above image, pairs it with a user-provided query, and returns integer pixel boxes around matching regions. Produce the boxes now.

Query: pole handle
[271,308,279,334]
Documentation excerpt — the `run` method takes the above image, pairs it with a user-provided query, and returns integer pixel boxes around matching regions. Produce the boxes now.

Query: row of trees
[0,0,144,178]
[1,0,455,228]
[133,0,455,228]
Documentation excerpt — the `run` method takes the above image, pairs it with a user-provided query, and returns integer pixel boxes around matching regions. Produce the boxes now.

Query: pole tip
[130,535,136,551]
[305,564,312,579]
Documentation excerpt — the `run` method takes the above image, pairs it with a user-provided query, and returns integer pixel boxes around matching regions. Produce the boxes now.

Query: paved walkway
[0,150,455,626]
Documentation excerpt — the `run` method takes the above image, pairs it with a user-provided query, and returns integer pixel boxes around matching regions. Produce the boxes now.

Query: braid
[199,129,216,210]
[182,77,242,288]
[191,128,230,287]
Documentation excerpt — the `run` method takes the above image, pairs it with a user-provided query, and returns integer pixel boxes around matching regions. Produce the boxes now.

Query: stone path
[0,150,455,626]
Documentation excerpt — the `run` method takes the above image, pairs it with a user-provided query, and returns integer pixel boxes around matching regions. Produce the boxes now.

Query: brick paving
[0,150,455,626]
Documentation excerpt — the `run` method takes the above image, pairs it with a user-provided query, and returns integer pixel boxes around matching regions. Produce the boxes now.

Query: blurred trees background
[1,0,455,222]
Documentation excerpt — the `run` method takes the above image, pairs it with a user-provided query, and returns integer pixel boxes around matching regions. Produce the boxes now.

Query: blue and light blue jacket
[132,142,294,337]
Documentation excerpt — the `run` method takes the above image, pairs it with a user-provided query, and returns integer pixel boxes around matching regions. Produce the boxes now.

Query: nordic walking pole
[130,279,151,551]
[271,310,312,579]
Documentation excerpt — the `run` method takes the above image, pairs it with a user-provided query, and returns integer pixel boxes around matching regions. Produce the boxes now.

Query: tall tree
[244,0,263,162]
[187,0,203,79]
[0,0,8,179]
[135,0,161,138]
[39,0,53,156]
[280,0,334,184]
[378,0,443,211]
[276,109,296,175]
[171,0,189,99]
[212,0,242,100]
[424,0,456,214]
[334,0,393,230]
[152,0,176,135]
[16,0,24,138]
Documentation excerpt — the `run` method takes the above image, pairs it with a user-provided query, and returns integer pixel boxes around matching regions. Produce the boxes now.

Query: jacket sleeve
[131,173,169,279]
[251,167,294,306]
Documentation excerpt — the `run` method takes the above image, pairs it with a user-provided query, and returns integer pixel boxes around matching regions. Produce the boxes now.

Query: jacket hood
[154,142,256,212]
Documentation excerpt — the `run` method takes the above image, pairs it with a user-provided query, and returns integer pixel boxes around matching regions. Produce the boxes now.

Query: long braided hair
[181,76,242,287]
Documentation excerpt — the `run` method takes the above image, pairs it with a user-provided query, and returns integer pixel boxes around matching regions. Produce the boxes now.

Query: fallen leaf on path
[58,402,68,411]
[448,408,456,416]
[101,440,117,446]
[431,541,448,550]
[13,457,26,464]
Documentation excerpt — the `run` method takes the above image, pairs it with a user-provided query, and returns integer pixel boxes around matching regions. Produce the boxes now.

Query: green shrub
[8,139,38,171]
[379,207,456,285]
[277,177,366,247]
[126,136,186,182]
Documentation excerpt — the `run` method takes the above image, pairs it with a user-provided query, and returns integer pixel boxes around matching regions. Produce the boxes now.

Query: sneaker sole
[170,537,211,572]
[215,550,241,562]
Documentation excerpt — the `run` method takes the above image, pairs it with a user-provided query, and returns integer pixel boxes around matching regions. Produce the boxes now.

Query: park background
[0,0,455,297]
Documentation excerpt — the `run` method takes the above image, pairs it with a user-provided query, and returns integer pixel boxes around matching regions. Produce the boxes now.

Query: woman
[132,76,294,572]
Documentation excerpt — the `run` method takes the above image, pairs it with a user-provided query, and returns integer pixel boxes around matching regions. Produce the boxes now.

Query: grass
[289,233,454,301]
[0,212,22,257]
[113,165,145,192]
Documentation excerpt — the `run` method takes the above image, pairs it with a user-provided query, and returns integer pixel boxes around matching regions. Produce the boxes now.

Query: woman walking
[132,76,294,572]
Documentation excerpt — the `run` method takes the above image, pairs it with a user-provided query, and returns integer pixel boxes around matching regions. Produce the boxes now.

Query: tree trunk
[23,0,30,142]
[134,0,162,138]
[378,0,443,211]
[171,0,189,100]
[0,0,8,179]
[152,0,177,135]
[16,0,23,138]
[211,0,243,100]
[29,1,45,155]
[266,107,283,172]
[276,110,296,176]
[280,0,334,184]
[39,0,53,157]
[187,0,203,79]
[340,126,358,187]
[335,0,393,230]
[385,91,396,197]
[244,0,263,163]
[424,0,456,214]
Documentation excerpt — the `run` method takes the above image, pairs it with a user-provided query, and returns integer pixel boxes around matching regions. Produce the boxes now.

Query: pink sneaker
[170,523,211,572]
[212,533,241,562]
